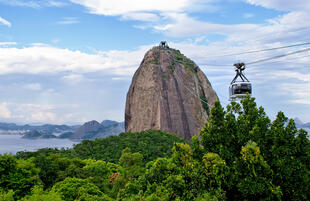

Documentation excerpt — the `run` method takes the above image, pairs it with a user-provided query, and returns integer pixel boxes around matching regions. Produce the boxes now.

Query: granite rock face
[125,46,218,141]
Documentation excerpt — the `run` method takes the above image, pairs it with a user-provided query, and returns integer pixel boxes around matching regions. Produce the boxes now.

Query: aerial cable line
[170,46,310,102]
[198,63,231,67]
[198,52,310,67]
[201,26,310,57]
[277,53,310,61]
[173,42,310,67]
[176,59,231,68]
[248,54,310,67]
[260,53,310,63]
[246,47,310,65]
[250,58,310,67]
[177,48,310,68]
[217,41,310,57]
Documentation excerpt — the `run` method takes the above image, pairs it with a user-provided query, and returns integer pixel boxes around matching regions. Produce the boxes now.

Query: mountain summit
[125,44,218,140]
[69,120,124,139]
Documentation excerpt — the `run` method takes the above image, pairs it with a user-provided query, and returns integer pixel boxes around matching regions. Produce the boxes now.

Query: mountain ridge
[1,120,125,140]
[294,117,310,134]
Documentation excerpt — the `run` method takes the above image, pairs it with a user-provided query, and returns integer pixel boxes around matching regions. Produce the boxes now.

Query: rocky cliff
[125,45,218,141]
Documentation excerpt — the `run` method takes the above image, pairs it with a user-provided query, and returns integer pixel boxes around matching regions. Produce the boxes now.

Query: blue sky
[0,0,310,125]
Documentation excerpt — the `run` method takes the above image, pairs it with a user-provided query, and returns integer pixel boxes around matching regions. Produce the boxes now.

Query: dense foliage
[17,130,187,165]
[1,96,309,200]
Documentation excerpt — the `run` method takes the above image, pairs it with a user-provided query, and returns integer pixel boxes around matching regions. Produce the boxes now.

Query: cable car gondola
[229,63,252,101]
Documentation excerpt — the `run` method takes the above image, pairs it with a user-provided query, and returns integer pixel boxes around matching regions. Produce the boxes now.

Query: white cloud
[270,71,310,82]
[31,112,57,123]
[121,12,160,22]
[70,0,220,22]
[0,0,67,8]
[0,0,40,8]
[291,99,310,105]
[0,41,309,123]
[0,17,11,27]
[0,103,11,118]
[245,0,310,11]
[13,103,55,112]
[111,77,131,81]
[2,102,69,124]
[281,82,310,105]
[0,0,309,123]
[24,83,42,91]
[0,44,151,76]
[57,17,80,25]
[153,13,259,37]
[0,42,17,46]
[150,9,310,44]
[0,101,105,124]
[30,43,50,47]
[62,74,83,80]
[47,1,67,7]
[70,0,194,15]
[62,74,85,84]
[194,36,207,44]
[69,0,310,45]
[16,103,65,124]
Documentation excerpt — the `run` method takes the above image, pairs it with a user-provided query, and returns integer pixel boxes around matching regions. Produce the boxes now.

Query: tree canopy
[1,95,309,200]
[17,130,187,165]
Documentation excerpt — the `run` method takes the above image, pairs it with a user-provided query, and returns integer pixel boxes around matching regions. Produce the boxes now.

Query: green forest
[1,96,309,200]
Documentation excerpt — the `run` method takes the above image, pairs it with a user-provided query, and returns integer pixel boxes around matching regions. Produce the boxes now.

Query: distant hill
[294,118,310,134]
[0,122,78,134]
[22,130,57,139]
[70,120,124,139]
[58,131,74,139]
[294,118,310,128]
[0,120,125,140]
[101,120,122,127]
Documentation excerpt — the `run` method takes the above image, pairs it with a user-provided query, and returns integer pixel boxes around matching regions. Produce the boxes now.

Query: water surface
[0,134,79,155]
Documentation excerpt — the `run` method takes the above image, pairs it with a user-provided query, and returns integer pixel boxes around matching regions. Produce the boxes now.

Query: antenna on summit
[159,41,169,49]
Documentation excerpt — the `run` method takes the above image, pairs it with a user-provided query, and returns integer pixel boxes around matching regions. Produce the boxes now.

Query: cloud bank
[0,44,152,76]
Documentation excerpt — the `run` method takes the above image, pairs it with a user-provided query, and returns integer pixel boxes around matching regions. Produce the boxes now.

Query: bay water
[0,134,79,155]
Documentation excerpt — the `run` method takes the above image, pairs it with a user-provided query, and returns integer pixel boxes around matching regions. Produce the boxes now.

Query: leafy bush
[52,178,105,201]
